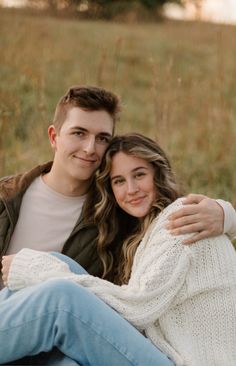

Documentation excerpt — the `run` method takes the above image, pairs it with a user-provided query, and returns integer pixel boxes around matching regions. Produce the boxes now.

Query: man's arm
[167,194,236,245]
[216,198,236,240]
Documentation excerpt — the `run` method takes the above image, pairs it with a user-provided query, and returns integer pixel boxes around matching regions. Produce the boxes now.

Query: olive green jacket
[0,162,103,277]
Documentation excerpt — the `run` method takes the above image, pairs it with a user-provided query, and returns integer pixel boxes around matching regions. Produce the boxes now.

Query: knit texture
[8,198,236,366]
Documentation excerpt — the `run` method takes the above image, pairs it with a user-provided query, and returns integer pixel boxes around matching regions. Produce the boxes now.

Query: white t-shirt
[6,176,86,255]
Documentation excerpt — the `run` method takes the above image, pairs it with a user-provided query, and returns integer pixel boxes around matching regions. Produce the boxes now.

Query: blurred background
[0,0,236,204]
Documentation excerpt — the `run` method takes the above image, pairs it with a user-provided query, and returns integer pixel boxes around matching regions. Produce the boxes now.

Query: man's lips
[74,156,97,164]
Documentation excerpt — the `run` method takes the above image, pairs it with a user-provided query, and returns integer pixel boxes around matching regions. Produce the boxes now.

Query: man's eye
[96,136,111,144]
[74,131,84,137]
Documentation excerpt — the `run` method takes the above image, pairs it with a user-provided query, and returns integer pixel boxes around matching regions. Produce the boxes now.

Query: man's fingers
[170,223,203,236]
[2,273,7,285]
[167,195,224,244]
[1,257,5,273]
[182,231,210,245]
[182,193,207,205]
[1,255,13,287]
[2,265,8,286]
[167,214,200,230]
[168,205,200,224]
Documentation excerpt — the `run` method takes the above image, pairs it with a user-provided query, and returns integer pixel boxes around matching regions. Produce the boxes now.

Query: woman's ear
[48,125,57,150]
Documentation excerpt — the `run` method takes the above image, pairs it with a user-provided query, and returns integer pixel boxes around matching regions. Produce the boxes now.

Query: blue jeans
[0,253,174,366]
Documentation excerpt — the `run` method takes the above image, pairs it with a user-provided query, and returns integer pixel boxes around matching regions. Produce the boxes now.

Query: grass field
[0,8,236,204]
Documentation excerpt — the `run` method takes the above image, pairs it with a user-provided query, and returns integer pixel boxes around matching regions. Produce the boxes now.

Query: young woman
[0,133,236,366]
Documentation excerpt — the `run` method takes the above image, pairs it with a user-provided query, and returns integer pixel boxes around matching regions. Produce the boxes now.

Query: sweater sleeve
[216,199,236,240]
[8,248,74,290]
[8,200,192,330]
[71,201,192,329]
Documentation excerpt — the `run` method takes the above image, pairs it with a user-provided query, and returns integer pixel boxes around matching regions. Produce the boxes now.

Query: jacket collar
[0,162,53,227]
[0,162,53,201]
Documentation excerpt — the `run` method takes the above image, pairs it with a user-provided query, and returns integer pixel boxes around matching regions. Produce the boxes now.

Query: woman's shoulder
[165,197,185,212]
[142,198,194,253]
[144,198,187,244]
[155,197,185,224]
[137,198,192,263]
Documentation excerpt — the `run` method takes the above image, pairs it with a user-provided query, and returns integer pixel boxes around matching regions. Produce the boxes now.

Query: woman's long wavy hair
[94,133,182,285]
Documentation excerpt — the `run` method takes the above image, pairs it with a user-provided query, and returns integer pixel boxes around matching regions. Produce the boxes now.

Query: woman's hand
[1,255,15,287]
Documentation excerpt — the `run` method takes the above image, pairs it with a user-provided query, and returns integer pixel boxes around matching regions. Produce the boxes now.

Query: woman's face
[110,152,157,218]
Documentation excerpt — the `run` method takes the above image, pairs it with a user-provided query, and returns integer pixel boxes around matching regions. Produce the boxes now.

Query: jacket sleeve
[8,200,192,330]
[0,200,10,256]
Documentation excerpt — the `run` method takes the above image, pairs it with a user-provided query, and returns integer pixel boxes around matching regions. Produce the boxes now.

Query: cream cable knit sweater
[8,199,236,366]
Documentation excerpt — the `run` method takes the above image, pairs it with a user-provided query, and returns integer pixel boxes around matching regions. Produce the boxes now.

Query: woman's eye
[135,172,145,179]
[112,178,124,185]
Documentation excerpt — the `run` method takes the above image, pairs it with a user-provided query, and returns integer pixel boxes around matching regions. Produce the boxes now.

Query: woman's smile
[110,152,157,218]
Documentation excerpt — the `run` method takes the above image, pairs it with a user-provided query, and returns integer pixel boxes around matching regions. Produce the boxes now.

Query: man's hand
[1,255,15,287]
[167,194,224,245]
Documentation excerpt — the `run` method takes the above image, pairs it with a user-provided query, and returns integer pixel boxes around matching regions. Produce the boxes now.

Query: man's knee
[32,279,79,306]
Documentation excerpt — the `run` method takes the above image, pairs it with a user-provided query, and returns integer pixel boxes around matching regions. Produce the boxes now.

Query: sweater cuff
[216,199,236,239]
[8,248,37,290]
[8,248,75,291]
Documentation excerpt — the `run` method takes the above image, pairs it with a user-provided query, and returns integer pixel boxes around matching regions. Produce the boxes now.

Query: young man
[0,85,121,288]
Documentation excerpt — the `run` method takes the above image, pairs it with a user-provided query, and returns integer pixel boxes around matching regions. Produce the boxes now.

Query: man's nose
[83,136,96,155]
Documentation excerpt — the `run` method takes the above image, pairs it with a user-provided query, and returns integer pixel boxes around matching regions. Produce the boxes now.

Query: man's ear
[48,125,58,150]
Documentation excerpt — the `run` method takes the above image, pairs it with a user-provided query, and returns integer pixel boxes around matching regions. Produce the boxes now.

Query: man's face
[50,107,113,186]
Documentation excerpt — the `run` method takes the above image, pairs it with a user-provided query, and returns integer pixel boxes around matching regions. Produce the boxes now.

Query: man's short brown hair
[53,85,121,131]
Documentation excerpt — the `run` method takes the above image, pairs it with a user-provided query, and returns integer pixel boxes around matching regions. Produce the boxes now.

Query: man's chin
[72,171,95,183]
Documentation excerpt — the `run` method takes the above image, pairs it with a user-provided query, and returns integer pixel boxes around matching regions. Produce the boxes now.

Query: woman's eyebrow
[110,167,148,180]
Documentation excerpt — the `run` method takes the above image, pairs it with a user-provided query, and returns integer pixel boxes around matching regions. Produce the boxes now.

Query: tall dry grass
[0,8,236,204]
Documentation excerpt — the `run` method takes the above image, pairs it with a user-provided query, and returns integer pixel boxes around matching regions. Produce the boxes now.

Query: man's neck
[42,170,90,197]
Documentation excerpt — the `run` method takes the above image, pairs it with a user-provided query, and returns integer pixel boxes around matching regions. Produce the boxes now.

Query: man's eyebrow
[70,126,88,132]
[70,127,112,138]
[98,132,112,138]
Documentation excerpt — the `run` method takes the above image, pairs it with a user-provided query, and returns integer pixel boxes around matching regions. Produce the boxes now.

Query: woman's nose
[127,180,139,194]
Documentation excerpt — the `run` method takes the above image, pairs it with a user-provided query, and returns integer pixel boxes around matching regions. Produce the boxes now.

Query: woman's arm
[8,200,192,330]
[7,249,73,289]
